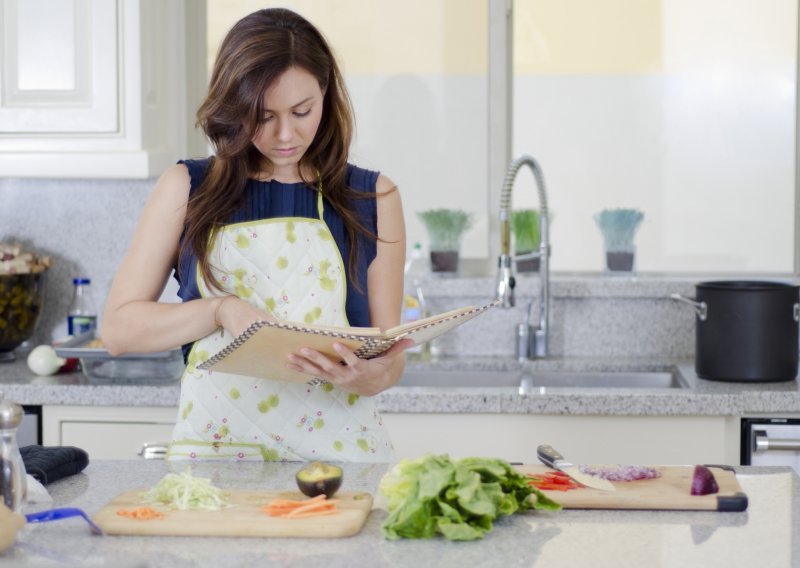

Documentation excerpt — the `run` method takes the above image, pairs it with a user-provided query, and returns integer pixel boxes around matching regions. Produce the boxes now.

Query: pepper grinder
[0,398,27,512]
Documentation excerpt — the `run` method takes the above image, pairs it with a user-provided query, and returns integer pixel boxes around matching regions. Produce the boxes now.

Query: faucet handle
[532,327,547,358]
[516,323,531,361]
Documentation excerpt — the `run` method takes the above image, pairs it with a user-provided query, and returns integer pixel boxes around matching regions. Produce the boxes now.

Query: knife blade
[537,444,616,492]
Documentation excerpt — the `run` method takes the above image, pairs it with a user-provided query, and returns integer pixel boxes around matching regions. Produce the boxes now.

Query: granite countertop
[1,460,797,568]
[1,356,800,417]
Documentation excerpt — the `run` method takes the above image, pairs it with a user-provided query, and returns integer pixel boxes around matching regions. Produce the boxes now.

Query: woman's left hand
[286,338,414,396]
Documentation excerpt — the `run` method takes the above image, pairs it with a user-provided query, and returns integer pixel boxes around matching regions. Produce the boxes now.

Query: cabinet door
[382,413,741,465]
[0,0,118,135]
[0,0,206,177]
[42,406,176,460]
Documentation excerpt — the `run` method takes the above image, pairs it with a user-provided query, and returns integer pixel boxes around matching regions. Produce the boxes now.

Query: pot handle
[795,303,799,323]
[670,293,708,321]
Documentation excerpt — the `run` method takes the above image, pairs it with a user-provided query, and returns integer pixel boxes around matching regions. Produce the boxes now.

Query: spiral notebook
[197,300,499,383]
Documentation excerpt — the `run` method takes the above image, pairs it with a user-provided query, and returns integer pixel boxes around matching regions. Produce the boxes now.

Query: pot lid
[696,280,799,291]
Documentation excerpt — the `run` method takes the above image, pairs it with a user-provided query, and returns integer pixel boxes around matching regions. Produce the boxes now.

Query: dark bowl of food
[0,244,52,361]
[0,271,48,360]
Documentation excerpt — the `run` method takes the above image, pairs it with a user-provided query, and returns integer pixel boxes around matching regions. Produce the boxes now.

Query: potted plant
[417,209,473,273]
[511,209,541,272]
[593,208,644,272]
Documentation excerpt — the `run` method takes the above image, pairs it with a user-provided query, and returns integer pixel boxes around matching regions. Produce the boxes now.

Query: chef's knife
[537,444,616,492]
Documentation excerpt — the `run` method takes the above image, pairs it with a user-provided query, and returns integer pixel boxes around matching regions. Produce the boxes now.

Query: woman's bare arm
[101,164,268,355]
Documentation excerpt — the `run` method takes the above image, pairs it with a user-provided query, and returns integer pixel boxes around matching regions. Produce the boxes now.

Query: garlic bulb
[27,345,66,376]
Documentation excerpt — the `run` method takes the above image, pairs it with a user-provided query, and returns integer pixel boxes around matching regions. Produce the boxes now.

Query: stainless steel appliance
[741,418,800,473]
[19,405,40,447]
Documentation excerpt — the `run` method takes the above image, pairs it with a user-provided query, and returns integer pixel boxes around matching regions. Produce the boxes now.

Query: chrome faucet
[495,155,551,359]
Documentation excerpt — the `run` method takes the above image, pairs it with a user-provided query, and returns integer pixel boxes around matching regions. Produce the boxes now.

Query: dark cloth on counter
[21,445,89,485]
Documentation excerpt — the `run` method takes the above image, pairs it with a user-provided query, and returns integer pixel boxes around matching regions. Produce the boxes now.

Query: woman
[101,8,409,462]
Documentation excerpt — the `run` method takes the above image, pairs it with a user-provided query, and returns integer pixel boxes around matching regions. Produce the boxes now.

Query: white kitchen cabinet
[42,405,176,460]
[383,413,742,466]
[41,406,741,464]
[0,0,206,178]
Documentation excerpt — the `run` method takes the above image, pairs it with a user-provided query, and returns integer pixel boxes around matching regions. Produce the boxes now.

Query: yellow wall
[207,0,487,75]
[514,0,662,75]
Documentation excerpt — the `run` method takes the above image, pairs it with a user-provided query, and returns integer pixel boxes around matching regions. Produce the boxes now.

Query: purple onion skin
[691,465,719,495]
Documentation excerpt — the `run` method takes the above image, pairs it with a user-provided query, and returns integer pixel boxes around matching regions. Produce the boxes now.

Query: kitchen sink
[518,370,683,390]
[396,369,684,390]
[399,370,523,388]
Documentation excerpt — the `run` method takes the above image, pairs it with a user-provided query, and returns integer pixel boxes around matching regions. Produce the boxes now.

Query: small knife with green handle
[537,444,616,492]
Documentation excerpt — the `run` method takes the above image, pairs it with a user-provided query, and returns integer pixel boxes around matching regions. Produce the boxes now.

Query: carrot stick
[266,495,327,508]
[284,501,338,518]
[116,507,165,520]
[287,509,339,519]
[270,502,334,516]
[262,495,339,518]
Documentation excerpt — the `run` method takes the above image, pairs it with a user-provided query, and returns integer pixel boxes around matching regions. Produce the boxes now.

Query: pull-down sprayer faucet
[495,155,550,359]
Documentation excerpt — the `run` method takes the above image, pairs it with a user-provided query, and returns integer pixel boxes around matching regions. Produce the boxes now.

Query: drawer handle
[139,442,169,460]
[753,430,800,452]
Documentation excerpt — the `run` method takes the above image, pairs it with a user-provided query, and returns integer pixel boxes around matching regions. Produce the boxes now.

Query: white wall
[208,0,797,273]
[348,75,489,259]
[513,0,796,272]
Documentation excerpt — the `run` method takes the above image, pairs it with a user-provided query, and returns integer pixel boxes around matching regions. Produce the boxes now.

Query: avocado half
[296,461,343,498]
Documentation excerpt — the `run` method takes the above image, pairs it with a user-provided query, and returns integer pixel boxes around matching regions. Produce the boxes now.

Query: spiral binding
[197,301,498,371]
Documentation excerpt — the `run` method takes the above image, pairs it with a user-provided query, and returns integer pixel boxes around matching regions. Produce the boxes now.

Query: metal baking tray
[54,331,177,359]
[54,331,183,381]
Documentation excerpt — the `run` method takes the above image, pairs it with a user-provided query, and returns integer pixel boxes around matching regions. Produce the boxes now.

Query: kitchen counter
[1,461,797,567]
[1,356,799,417]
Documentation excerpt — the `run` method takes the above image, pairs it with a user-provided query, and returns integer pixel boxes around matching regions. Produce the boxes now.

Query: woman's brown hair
[181,8,378,292]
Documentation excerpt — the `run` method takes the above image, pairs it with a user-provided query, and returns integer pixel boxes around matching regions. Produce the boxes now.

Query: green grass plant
[417,209,474,252]
[511,209,540,251]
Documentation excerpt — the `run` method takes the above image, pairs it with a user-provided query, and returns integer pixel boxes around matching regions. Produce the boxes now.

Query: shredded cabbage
[140,468,228,511]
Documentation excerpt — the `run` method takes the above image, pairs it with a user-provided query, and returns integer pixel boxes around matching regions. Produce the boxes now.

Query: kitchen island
[1,461,797,567]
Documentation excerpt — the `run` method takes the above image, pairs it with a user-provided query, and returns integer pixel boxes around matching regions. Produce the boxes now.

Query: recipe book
[197,300,499,383]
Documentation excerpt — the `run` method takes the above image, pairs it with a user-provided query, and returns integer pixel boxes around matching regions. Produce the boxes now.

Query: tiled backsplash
[416,274,698,361]
[1,177,159,345]
[6,176,794,361]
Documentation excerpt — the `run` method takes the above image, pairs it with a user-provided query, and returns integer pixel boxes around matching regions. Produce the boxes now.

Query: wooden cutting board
[92,490,373,538]
[517,465,748,512]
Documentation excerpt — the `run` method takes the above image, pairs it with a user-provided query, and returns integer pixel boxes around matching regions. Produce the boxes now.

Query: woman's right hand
[213,295,276,337]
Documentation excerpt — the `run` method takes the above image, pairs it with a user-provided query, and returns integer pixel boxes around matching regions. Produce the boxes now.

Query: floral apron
[167,191,394,462]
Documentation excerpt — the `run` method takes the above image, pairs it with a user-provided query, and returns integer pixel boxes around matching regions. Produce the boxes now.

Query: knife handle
[537,444,568,468]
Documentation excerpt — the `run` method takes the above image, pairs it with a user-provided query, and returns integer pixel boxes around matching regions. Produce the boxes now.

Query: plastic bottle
[67,278,97,336]
[402,243,431,360]
[0,398,27,513]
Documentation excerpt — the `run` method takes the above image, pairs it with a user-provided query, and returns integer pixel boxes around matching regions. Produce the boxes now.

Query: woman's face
[251,66,325,179]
